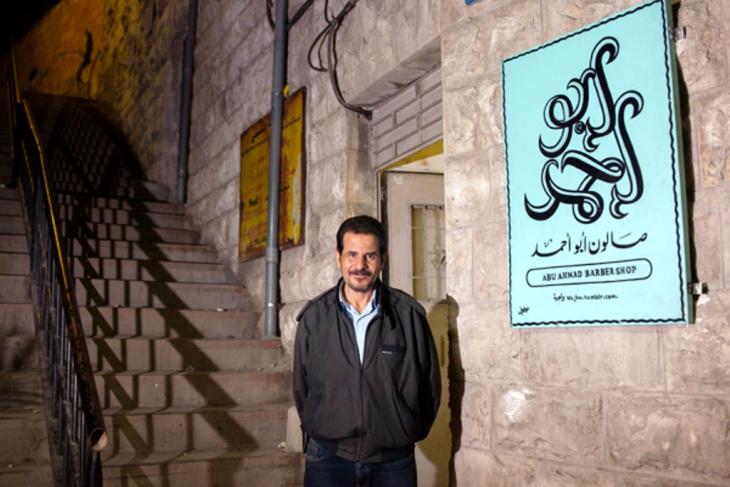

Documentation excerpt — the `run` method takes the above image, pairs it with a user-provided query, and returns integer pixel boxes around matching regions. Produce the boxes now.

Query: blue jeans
[304,439,417,487]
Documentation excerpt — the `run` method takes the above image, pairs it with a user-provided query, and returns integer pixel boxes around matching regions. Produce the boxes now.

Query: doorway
[380,146,450,487]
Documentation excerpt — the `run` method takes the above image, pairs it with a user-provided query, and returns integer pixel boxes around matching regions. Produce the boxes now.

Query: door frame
[377,139,444,292]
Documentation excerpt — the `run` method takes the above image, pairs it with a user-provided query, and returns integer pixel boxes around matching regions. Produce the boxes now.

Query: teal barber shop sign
[503,0,691,327]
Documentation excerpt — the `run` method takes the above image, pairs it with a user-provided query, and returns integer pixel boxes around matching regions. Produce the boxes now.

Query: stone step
[103,405,288,455]
[0,275,31,304]
[126,180,170,202]
[0,334,270,372]
[0,168,9,181]
[87,337,283,373]
[49,151,131,166]
[0,372,47,465]
[0,198,21,216]
[71,238,219,263]
[0,253,30,275]
[61,221,200,244]
[95,370,291,410]
[51,172,130,187]
[0,371,44,405]
[0,187,19,200]
[0,409,50,464]
[0,460,53,487]
[49,160,118,176]
[0,215,24,234]
[59,205,191,229]
[49,182,101,194]
[49,177,122,188]
[0,235,26,253]
[81,307,259,340]
[56,194,184,215]
[0,304,258,340]
[0,304,34,336]
[72,257,230,284]
[101,447,303,487]
[50,181,169,202]
[50,168,129,181]
[0,336,37,371]
[74,279,252,310]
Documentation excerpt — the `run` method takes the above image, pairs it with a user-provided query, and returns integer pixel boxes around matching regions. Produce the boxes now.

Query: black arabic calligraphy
[525,36,645,224]
[532,231,648,257]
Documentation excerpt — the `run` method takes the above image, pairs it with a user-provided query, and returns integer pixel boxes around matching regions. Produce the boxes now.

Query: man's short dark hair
[336,215,388,255]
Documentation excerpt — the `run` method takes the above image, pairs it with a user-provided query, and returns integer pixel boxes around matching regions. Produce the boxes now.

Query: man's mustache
[349,269,372,276]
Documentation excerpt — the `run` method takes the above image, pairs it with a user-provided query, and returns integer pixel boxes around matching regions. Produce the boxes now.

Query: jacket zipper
[357,364,364,461]
[343,305,383,462]
[356,311,366,462]
[341,307,365,461]
[357,313,381,462]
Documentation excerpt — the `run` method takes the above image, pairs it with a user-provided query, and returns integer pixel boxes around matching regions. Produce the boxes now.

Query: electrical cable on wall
[307,0,372,119]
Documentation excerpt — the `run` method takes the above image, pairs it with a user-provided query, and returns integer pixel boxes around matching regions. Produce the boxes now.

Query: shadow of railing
[28,94,142,199]
[66,195,276,486]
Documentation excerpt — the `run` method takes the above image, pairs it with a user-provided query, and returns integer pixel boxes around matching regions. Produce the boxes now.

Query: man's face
[337,232,386,294]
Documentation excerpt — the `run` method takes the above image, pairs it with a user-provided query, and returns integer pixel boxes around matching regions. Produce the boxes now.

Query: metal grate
[411,204,446,301]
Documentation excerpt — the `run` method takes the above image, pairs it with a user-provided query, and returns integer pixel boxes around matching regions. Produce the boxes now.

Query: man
[293,215,441,486]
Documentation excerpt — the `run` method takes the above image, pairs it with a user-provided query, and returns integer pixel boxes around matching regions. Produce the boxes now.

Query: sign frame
[502,0,692,327]
[239,88,306,262]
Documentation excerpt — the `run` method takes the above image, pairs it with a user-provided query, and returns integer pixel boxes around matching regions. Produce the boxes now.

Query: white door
[383,171,450,487]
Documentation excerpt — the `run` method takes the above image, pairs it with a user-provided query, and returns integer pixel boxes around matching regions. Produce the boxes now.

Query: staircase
[0,93,303,486]
[0,76,53,486]
[0,190,53,485]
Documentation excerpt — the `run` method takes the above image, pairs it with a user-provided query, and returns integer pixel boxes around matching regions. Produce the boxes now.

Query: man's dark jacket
[293,279,441,463]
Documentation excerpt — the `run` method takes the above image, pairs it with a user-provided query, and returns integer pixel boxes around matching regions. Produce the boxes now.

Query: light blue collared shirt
[338,286,379,364]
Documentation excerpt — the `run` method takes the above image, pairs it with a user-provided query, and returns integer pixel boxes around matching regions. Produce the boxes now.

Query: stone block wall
[188,0,441,351]
[441,0,730,485]
[15,0,187,193]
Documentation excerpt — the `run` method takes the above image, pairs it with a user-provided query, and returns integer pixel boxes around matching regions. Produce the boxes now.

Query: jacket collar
[330,277,390,310]
[333,278,394,323]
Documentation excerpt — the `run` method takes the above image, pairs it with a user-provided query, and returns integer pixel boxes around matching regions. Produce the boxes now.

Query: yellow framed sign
[239,88,306,261]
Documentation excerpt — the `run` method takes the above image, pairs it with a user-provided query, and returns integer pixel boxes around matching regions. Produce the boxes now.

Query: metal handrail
[7,43,107,486]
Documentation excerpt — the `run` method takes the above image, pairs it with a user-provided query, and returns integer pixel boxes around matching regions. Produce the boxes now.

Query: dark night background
[1,1,60,51]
